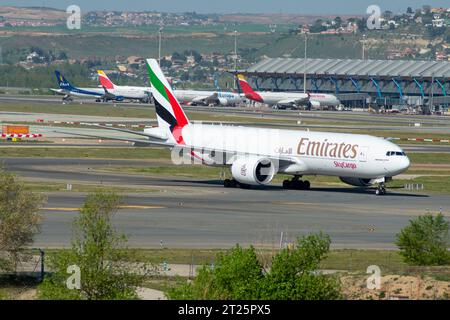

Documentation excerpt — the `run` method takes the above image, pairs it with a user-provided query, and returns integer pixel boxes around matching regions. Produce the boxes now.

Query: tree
[396,214,450,266]
[262,233,341,300]
[0,168,45,272]
[38,192,152,300]
[167,233,341,300]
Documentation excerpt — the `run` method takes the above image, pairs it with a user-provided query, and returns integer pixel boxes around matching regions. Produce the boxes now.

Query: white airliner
[97,70,152,103]
[237,74,341,110]
[71,59,410,196]
[100,70,241,106]
[174,89,242,106]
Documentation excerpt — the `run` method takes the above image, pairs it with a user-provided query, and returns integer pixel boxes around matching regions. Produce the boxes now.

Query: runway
[3,157,449,250]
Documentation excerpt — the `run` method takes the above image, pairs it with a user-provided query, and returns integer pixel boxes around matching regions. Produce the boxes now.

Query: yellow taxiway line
[42,205,166,211]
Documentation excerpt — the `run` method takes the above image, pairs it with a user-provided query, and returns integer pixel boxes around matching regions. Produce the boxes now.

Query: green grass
[112,248,450,275]
[0,102,155,118]
[112,165,224,178]
[23,182,158,193]
[320,250,408,273]
[388,176,450,194]
[408,153,450,165]
[123,248,225,265]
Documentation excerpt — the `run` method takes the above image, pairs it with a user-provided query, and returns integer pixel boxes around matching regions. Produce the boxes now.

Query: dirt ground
[341,274,450,300]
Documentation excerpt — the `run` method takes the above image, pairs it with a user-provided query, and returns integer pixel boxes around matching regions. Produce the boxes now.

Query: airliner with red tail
[237,74,340,110]
[63,59,410,196]
[97,70,152,103]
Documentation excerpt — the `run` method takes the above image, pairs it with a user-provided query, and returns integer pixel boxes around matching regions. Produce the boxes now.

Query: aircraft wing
[53,130,173,148]
[277,96,310,106]
[191,94,215,104]
[91,124,167,140]
[50,88,67,95]
[54,128,299,167]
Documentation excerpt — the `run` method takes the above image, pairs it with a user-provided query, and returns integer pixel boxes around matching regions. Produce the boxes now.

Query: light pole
[303,33,308,93]
[362,34,366,60]
[234,30,238,71]
[158,25,164,65]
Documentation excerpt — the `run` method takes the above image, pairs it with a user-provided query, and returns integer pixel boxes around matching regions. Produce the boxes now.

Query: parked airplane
[66,59,410,196]
[174,89,242,106]
[98,70,239,106]
[237,74,341,110]
[97,70,152,103]
[51,71,107,102]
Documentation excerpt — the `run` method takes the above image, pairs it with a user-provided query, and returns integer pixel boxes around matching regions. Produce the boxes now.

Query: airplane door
[358,146,369,163]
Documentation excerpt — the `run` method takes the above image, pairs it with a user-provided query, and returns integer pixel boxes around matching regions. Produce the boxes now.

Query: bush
[396,214,450,266]
[38,192,153,300]
[0,168,45,272]
[167,233,342,300]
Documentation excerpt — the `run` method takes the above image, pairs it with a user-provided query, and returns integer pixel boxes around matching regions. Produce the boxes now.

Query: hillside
[0,6,66,21]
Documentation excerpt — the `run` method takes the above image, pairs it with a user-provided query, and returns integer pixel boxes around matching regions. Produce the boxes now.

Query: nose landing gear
[375,182,386,196]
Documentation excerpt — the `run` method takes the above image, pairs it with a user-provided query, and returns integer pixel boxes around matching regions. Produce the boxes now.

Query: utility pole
[429,74,434,115]
[304,33,307,93]
[158,24,164,65]
[234,30,238,71]
[362,34,366,60]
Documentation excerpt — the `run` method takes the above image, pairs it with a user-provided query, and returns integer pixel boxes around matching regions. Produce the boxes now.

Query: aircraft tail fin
[213,73,221,91]
[237,74,263,103]
[146,59,190,144]
[97,70,115,89]
[55,71,74,90]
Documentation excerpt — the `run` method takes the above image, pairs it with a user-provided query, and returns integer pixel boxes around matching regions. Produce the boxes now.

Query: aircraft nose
[394,156,410,174]
[403,156,411,171]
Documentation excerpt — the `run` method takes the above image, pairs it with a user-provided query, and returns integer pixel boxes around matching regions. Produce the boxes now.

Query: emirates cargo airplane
[237,74,340,110]
[72,59,410,196]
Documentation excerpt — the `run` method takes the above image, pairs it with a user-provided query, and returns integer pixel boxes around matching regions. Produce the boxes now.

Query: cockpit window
[386,151,406,156]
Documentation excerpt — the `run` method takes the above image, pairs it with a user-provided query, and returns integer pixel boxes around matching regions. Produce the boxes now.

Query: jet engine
[306,100,321,110]
[217,97,229,106]
[231,156,277,186]
[339,177,375,187]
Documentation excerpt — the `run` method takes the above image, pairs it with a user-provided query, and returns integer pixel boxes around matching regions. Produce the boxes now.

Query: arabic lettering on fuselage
[276,147,293,155]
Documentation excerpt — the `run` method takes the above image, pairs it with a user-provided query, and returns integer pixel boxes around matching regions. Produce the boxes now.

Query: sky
[2,0,450,15]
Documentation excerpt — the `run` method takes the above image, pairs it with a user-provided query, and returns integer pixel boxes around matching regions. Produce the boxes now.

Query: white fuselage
[105,85,151,100]
[308,93,341,107]
[257,91,340,107]
[175,90,241,106]
[145,124,410,180]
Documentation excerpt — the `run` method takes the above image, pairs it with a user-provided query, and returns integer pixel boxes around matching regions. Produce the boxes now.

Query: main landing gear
[282,176,311,190]
[223,179,251,189]
[375,182,387,196]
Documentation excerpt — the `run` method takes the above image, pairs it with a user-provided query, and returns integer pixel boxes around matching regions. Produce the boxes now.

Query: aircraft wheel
[294,181,304,190]
[282,180,291,189]
[303,180,311,190]
[224,179,232,188]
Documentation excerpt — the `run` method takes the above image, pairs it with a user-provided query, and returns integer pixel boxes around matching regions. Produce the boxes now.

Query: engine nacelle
[217,97,229,106]
[231,156,277,186]
[339,177,375,187]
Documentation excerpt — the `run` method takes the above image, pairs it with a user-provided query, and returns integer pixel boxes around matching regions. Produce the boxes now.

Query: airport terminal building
[238,58,450,112]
